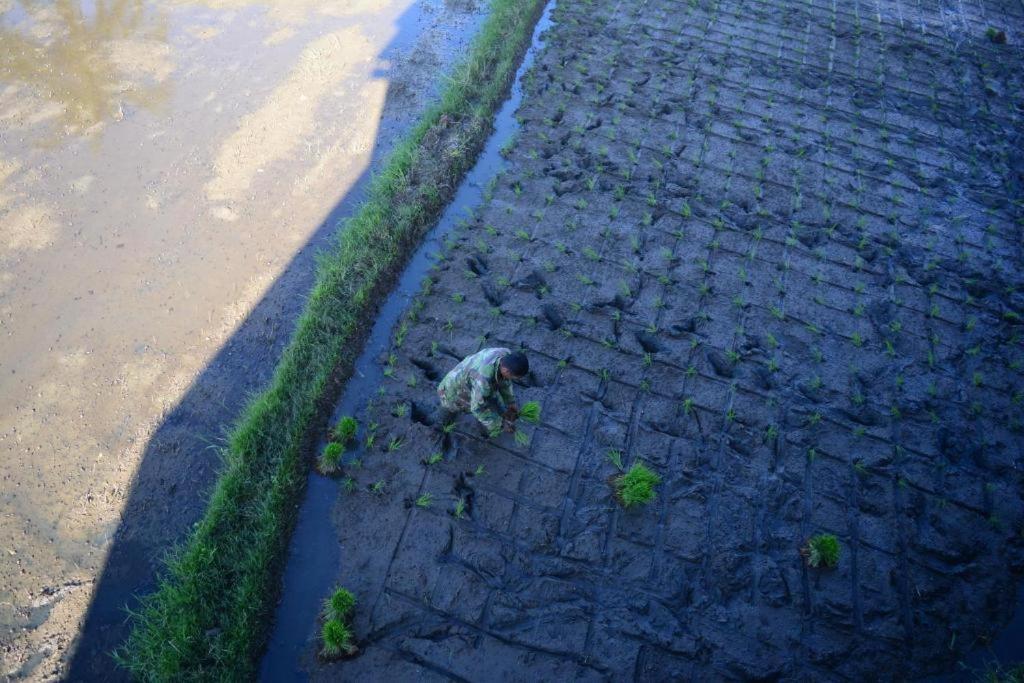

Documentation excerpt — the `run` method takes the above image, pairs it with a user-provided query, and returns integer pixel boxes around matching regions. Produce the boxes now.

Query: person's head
[499,351,529,380]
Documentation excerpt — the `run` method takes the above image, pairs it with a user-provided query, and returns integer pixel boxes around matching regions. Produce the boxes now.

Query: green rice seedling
[333,416,358,444]
[453,498,467,519]
[415,493,433,508]
[514,430,530,446]
[802,533,840,568]
[607,449,624,471]
[321,618,357,658]
[318,443,344,476]
[324,588,356,622]
[370,480,386,496]
[426,452,443,465]
[613,462,661,508]
[341,477,357,494]
[387,436,403,452]
[392,403,407,418]
[518,401,541,424]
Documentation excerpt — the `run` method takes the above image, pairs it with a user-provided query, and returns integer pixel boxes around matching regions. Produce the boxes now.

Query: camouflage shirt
[437,347,516,433]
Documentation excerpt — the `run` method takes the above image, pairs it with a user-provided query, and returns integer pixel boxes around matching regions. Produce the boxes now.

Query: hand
[502,419,516,433]
[503,405,519,421]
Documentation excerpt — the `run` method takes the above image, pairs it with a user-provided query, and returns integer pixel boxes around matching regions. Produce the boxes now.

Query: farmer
[437,347,529,436]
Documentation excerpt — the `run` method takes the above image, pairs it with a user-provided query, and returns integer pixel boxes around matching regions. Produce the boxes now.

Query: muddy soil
[0,0,489,679]
[299,0,1023,679]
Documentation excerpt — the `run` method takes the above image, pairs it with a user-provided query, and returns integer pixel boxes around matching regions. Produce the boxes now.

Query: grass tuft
[115,0,547,678]
[803,533,841,568]
[613,462,661,508]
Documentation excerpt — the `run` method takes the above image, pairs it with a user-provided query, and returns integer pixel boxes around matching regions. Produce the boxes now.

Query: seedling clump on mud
[333,416,358,444]
[803,533,841,568]
[324,587,356,622]
[613,462,661,508]
[321,619,357,659]
[320,586,358,660]
[519,401,541,424]
[318,442,344,476]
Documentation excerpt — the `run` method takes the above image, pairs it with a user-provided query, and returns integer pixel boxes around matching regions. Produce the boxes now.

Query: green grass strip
[116,0,545,678]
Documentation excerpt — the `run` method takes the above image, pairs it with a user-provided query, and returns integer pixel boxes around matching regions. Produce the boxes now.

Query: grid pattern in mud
[310,0,1024,678]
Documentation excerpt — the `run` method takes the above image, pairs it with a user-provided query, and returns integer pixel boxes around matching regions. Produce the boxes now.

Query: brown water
[0,0,485,678]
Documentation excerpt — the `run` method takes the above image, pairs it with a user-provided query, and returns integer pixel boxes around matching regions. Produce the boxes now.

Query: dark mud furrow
[302,0,1023,678]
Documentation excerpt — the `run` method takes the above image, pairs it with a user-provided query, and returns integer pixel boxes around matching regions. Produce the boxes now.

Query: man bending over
[437,347,529,437]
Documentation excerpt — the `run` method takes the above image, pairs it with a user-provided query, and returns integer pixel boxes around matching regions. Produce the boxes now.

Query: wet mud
[0,0,488,678]
[295,0,1022,679]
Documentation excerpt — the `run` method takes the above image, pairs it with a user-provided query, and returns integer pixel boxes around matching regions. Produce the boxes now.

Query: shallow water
[0,0,487,677]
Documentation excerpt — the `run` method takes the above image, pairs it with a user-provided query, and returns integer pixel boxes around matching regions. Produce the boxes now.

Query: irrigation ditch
[259,3,556,676]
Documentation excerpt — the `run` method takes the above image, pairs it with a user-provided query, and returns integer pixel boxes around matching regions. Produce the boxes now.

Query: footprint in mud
[410,357,440,381]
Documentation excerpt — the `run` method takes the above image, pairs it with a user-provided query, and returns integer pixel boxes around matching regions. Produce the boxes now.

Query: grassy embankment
[116,0,546,678]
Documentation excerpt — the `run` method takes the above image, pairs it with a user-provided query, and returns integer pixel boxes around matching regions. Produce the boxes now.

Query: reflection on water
[0,0,172,136]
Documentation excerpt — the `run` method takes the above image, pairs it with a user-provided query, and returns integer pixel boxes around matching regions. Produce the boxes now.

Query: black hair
[501,351,529,377]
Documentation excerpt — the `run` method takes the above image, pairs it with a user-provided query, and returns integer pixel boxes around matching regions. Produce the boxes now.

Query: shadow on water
[62,1,488,679]
[258,4,554,678]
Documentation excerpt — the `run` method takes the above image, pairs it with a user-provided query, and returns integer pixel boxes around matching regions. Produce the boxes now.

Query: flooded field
[0,0,487,678]
[270,0,1023,679]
